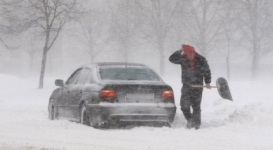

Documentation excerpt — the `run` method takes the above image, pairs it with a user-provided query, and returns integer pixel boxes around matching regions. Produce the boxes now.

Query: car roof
[95,62,147,67]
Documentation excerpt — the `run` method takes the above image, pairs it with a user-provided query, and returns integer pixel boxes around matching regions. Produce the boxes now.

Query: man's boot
[194,124,200,130]
[186,119,194,129]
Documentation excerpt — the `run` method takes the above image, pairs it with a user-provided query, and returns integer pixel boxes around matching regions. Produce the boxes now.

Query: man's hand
[206,84,212,89]
[181,44,184,51]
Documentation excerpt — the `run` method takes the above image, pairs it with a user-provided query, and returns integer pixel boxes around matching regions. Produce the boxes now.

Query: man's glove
[206,84,212,89]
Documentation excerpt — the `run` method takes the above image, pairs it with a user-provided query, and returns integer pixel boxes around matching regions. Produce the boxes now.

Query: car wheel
[80,104,90,126]
[164,122,171,128]
[49,105,55,120]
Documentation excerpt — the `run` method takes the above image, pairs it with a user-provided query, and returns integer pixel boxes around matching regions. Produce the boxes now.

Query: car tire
[49,104,56,120]
[164,122,171,128]
[80,104,90,126]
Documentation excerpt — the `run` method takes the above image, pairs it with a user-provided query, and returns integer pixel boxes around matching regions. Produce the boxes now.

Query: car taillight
[100,90,117,98]
[161,90,174,98]
[161,90,174,103]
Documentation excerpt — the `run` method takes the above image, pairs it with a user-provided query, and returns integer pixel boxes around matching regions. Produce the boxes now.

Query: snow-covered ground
[0,74,273,150]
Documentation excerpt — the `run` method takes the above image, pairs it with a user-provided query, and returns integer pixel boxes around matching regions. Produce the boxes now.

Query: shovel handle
[192,85,219,89]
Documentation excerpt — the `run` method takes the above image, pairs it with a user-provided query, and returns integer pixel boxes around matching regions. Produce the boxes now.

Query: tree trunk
[39,47,48,89]
[39,27,50,89]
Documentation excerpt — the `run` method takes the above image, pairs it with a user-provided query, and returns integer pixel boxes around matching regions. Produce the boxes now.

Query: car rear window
[99,67,160,81]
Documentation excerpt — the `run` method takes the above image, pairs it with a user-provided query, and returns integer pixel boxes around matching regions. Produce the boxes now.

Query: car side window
[66,69,83,85]
[77,68,91,85]
[85,69,93,84]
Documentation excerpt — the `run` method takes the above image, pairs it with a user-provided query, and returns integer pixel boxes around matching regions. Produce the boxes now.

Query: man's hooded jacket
[169,45,211,86]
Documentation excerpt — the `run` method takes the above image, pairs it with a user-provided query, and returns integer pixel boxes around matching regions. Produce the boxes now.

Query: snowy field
[0,74,273,150]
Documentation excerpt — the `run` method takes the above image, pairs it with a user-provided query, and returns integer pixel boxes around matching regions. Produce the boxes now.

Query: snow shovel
[192,77,233,101]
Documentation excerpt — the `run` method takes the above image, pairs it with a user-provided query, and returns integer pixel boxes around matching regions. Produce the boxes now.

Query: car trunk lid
[102,83,173,103]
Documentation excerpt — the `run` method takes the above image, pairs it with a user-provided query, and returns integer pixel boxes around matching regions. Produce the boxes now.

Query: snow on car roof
[96,62,147,67]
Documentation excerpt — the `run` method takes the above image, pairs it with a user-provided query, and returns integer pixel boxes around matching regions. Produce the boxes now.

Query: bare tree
[221,0,238,80]
[236,0,272,79]
[134,0,182,75]
[0,0,27,50]
[1,0,82,88]
[108,0,140,62]
[22,29,41,72]
[29,0,82,88]
[184,0,224,57]
[77,9,110,63]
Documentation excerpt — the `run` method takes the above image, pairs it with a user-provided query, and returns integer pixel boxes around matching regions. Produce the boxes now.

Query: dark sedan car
[48,62,176,127]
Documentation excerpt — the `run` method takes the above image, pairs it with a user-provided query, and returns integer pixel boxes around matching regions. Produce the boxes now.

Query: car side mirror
[55,79,64,87]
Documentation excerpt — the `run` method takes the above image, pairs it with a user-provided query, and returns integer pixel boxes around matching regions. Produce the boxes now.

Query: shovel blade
[216,77,233,101]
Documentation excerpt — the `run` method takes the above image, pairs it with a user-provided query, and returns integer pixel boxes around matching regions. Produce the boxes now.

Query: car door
[69,68,91,120]
[57,68,83,120]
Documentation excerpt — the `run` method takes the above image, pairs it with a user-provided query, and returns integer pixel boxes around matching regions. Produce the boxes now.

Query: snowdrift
[0,74,272,150]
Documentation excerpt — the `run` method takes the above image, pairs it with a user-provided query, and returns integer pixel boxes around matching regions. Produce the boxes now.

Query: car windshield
[99,67,160,81]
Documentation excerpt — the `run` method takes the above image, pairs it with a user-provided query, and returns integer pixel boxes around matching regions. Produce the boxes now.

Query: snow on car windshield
[99,67,160,81]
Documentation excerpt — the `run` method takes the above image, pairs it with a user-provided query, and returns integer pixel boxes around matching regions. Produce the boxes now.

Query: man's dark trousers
[181,84,203,126]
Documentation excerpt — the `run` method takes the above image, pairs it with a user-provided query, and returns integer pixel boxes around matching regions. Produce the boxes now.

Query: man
[169,44,211,129]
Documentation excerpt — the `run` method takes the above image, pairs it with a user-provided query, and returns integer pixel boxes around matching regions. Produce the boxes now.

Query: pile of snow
[0,74,273,150]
